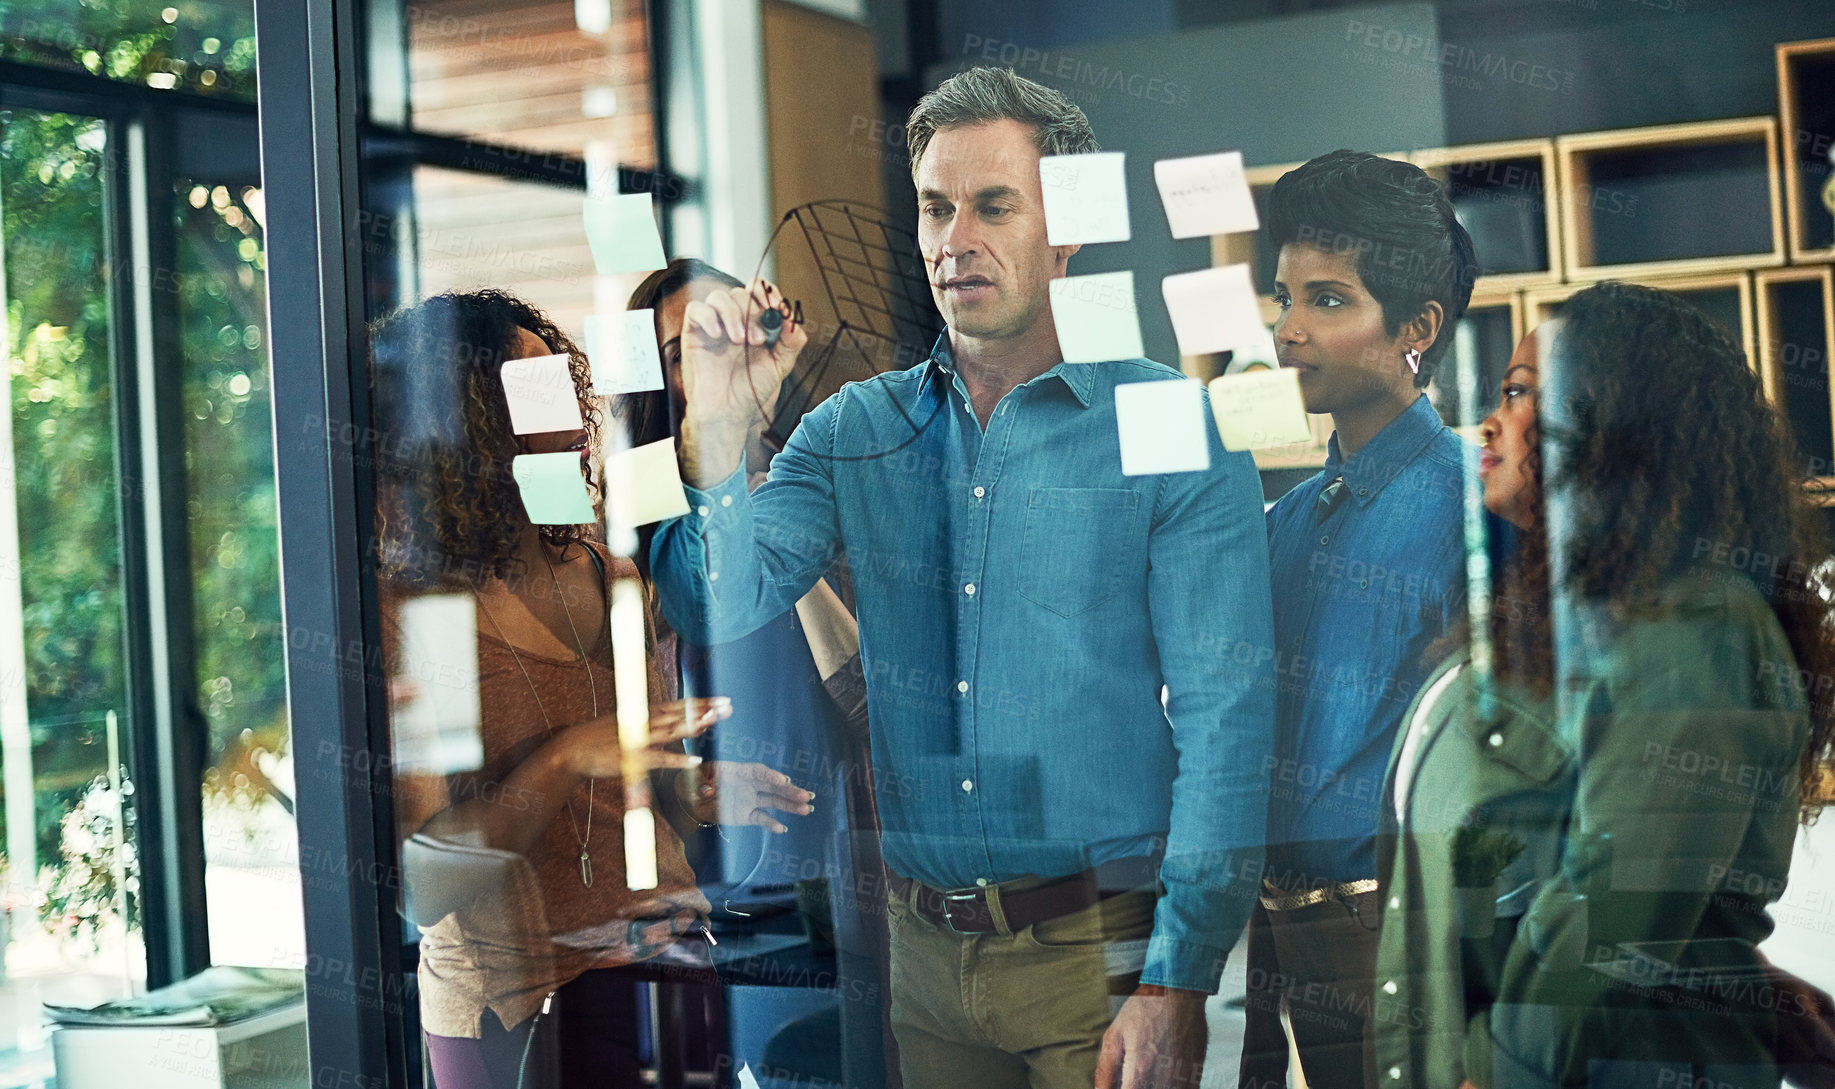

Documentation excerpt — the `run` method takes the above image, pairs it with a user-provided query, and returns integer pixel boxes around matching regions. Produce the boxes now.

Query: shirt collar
[1323,395,1446,506]
[918,330,1095,409]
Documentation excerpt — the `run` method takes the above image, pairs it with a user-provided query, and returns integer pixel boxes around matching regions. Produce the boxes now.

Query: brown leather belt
[891,869,1109,935]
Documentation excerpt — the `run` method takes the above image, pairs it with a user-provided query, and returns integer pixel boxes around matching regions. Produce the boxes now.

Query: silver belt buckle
[940,888,984,934]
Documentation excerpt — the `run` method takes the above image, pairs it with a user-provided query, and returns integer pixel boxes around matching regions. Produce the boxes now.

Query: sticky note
[1154,151,1259,239]
[737,1065,762,1089]
[586,310,665,395]
[1115,381,1211,476]
[582,192,666,275]
[624,808,658,891]
[1208,368,1312,451]
[1049,271,1144,364]
[1039,151,1131,246]
[1162,264,1267,357]
[606,438,692,530]
[511,452,596,524]
[501,355,584,434]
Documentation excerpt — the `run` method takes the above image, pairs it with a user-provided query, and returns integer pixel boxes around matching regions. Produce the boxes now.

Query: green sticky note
[582,192,667,276]
[512,453,597,525]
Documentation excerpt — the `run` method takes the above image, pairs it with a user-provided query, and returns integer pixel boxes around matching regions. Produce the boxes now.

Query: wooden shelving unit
[1778,38,1835,263]
[1556,117,1784,282]
[1410,139,1563,293]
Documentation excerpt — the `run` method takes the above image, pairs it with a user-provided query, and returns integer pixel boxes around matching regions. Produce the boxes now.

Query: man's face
[915,120,1077,343]
[1272,243,1410,415]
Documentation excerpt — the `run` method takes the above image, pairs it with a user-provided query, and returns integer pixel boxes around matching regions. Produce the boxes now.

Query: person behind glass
[621,258,891,1082]
[1239,149,1477,1089]
[650,67,1276,1089]
[1373,282,1835,1088]
[621,257,867,729]
[368,289,814,1089]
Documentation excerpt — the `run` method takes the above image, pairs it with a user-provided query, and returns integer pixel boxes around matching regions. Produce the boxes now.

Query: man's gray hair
[905,66,1098,178]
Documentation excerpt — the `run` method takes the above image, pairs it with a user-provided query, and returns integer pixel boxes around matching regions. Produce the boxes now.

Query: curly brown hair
[369,289,602,590]
[1495,281,1835,822]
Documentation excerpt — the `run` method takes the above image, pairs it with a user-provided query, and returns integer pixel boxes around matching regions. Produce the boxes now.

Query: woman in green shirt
[1373,281,1835,1088]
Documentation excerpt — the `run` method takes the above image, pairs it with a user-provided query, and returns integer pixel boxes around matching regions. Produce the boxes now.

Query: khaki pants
[887,878,1156,1089]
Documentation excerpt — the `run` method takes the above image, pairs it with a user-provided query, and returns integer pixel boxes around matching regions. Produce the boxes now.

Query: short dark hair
[905,66,1097,179]
[1266,150,1477,388]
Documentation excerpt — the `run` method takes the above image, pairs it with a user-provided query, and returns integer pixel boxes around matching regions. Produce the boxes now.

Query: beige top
[393,551,707,1038]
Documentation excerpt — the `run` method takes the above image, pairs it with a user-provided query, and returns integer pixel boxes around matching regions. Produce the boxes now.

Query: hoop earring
[1403,348,1421,375]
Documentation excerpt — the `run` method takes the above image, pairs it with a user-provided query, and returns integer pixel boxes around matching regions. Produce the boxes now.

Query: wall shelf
[1757,266,1835,477]
[1556,117,1785,282]
[1778,38,1835,263]
[1410,139,1563,293]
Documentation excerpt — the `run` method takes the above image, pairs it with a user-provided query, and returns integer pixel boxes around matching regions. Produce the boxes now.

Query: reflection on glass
[0,108,141,1072]
[0,2,256,100]
[176,178,299,970]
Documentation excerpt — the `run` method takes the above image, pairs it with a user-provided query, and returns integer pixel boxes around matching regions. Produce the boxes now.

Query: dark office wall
[921,3,1448,366]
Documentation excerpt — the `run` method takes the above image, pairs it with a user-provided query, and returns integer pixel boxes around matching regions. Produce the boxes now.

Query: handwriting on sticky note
[1208,368,1313,451]
[1050,271,1144,364]
[501,355,584,435]
[512,452,597,524]
[1115,380,1211,476]
[586,310,665,395]
[582,192,667,276]
[1040,151,1131,246]
[607,438,691,530]
[1154,151,1259,239]
[1162,264,1266,357]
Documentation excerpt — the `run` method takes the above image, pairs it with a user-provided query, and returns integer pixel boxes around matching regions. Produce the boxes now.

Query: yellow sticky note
[1163,264,1267,358]
[1040,151,1131,245]
[1115,380,1211,476]
[511,452,596,524]
[1208,369,1313,452]
[1049,271,1144,364]
[1154,151,1259,239]
[607,438,691,531]
[501,354,585,435]
[582,192,666,275]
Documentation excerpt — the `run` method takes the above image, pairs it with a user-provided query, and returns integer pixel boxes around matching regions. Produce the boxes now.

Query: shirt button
[1389,1067,1402,1081]
[708,571,720,582]
[961,779,974,792]
[1383,980,1397,995]
[964,583,976,596]
[1489,732,1504,747]
[1390,896,1401,910]
[720,494,733,507]
[1358,487,1369,496]
[975,878,989,887]
[696,505,710,517]
[957,680,969,693]
[1360,578,1370,589]
[1319,534,1330,545]
[973,486,986,499]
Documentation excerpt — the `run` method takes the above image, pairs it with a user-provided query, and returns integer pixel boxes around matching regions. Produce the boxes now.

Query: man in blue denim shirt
[1238,152,1476,1089]
[652,68,1274,1089]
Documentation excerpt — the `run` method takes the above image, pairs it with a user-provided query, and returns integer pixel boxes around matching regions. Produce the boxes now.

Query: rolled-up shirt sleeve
[651,392,846,647]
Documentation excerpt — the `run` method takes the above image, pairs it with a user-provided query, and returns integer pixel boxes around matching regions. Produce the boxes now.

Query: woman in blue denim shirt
[1374,282,1835,1088]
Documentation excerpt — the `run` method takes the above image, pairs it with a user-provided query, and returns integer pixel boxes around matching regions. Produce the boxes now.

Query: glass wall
[269,1,1835,1088]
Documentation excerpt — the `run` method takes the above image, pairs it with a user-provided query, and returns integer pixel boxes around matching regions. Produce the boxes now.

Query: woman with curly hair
[1373,281,1835,1088]
[369,289,813,1089]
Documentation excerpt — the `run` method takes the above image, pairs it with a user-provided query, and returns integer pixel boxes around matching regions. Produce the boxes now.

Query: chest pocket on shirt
[1018,487,1140,618]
